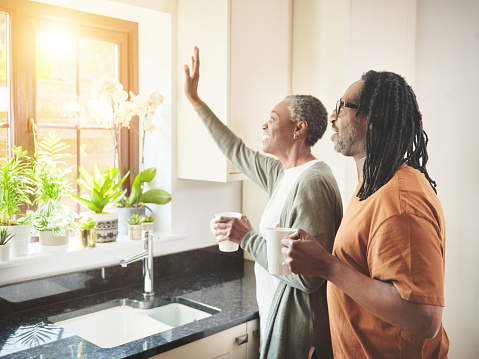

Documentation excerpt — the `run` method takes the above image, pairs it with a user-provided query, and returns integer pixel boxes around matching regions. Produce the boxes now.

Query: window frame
[1,0,139,193]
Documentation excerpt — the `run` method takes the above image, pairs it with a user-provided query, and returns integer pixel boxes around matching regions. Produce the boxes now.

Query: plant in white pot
[70,164,128,243]
[25,132,78,250]
[0,228,14,262]
[23,200,79,250]
[0,146,34,257]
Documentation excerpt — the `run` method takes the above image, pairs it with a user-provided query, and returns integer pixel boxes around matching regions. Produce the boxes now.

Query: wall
[414,0,479,356]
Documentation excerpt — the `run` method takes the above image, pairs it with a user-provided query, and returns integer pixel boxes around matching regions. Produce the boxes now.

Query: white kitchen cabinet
[152,319,260,359]
[177,0,292,182]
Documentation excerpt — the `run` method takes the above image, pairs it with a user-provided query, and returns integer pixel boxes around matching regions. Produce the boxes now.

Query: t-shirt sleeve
[368,213,445,306]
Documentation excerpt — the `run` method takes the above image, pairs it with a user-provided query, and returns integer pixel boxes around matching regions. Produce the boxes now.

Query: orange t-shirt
[327,166,449,358]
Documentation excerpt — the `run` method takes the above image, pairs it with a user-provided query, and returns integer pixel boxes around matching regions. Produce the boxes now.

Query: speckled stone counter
[0,246,258,358]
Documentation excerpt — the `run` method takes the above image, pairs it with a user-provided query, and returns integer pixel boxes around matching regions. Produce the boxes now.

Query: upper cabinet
[177,0,292,182]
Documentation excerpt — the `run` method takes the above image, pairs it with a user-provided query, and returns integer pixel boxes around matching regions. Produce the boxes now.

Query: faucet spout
[120,230,158,298]
[120,250,148,267]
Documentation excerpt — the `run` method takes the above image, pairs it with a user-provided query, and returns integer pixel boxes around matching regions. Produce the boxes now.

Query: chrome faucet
[120,230,158,298]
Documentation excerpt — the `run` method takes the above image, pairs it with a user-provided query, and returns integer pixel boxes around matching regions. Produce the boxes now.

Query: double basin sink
[49,296,220,348]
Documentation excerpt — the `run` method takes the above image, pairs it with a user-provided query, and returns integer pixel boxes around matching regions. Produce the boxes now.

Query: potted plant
[76,217,97,248]
[23,132,78,249]
[70,164,128,243]
[0,146,34,257]
[0,228,14,262]
[88,79,170,235]
[23,200,79,249]
[116,167,171,234]
[126,214,143,241]
[141,215,154,231]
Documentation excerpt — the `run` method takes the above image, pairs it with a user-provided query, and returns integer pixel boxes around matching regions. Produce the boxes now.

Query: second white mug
[266,227,296,275]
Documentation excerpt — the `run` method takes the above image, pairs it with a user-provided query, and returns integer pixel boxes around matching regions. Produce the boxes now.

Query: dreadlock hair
[284,95,328,147]
[355,70,437,200]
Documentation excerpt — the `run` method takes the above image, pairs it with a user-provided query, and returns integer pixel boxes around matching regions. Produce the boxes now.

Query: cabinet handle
[236,334,248,345]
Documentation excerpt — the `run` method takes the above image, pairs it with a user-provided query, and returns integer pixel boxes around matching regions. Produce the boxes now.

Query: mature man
[282,71,449,358]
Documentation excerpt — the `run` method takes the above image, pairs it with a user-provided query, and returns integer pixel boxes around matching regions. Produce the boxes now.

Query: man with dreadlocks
[281,71,449,358]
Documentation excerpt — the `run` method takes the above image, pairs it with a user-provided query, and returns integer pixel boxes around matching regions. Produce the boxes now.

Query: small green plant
[32,132,73,204]
[77,217,97,230]
[141,215,154,223]
[0,147,34,225]
[0,228,14,245]
[70,164,129,214]
[23,200,80,236]
[126,214,143,225]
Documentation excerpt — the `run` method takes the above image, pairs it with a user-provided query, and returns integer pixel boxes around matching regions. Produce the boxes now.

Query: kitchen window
[0,0,139,210]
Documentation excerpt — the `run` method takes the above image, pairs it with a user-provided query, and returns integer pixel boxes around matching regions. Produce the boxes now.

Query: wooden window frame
[0,0,139,192]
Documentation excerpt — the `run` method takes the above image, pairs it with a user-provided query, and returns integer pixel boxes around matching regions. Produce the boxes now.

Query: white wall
[414,0,479,356]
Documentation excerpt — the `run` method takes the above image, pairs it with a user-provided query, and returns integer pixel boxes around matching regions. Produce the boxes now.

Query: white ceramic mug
[210,212,242,252]
[266,228,296,275]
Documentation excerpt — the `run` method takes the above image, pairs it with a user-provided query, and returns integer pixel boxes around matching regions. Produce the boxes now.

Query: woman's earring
[293,133,297,140]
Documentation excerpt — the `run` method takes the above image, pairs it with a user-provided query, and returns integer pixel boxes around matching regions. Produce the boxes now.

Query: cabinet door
[177,0,292,182]
[153,323,247,359]
[246,319,260,359]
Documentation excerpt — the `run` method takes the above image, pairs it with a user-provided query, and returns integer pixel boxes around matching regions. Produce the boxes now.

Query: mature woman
[184,47,343,359]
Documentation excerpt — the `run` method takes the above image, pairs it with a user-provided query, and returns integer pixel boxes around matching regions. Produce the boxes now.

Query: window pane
[79,38,117,126]
[0,12,9,158]
[36,30,77,126]
[79,129,115,174]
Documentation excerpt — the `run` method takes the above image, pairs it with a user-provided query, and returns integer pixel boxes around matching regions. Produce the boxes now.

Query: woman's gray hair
[284,95,328,147]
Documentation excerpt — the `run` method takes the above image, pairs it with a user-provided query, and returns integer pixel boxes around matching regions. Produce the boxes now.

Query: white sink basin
[53,301,214,348]
[148,303,212,327]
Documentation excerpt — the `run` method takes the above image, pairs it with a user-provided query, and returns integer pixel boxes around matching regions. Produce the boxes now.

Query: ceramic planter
[128,224,143,241]
[87,212,118,243]
[38,231,70,246]
[141,221,154,231]
[116,206,145,235]
[0,243,11,262]
[77,228,97,248]
[0,224,31,257]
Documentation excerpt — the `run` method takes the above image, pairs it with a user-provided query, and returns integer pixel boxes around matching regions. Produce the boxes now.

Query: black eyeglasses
[336,100,359,117]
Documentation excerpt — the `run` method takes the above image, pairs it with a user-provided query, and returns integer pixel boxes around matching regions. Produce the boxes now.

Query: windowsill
[0,232,188,286]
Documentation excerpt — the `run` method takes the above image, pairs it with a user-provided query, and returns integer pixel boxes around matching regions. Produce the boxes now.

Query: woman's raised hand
[184,46,203,109]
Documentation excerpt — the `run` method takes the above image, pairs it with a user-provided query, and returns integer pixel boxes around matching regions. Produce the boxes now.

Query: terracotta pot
[128,224,143,241]
[116,207,145,235]
[86,212,118,243]
[0,224,31,257]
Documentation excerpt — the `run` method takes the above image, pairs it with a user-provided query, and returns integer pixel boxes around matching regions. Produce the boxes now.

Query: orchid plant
[88,77,136,178]
[87,78,165,198]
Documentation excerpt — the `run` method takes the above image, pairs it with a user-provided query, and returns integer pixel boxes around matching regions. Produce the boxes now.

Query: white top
[255,160,319,338]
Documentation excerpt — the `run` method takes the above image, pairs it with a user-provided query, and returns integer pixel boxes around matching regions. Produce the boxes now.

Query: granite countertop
[0,247,258,358]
